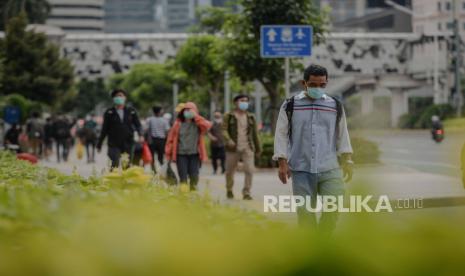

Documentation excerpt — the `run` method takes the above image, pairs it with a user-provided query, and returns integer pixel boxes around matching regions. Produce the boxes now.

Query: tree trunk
[260,80,281,134]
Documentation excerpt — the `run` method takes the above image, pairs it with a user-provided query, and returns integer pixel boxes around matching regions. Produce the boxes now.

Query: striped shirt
[273,91,353,173]
[147,116,170,139]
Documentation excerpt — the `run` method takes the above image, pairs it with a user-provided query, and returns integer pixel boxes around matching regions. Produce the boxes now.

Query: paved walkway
[41,145,465,224]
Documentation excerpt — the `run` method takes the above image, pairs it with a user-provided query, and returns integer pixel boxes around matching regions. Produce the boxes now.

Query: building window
[447,21,454,29]
[438,22,442,30]
[438,1,441,11]
[446,1,451,10]
[463,22,465,30]
[463,1,465,9]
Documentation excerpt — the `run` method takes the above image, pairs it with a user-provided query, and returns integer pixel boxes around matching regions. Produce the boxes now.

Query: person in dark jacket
[43,117,54,161]
[4,123,21,152]
[53,115,74,163]
[97,89,143,169]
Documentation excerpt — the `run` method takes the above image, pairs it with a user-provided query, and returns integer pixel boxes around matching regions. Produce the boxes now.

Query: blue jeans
[291,168,345,232]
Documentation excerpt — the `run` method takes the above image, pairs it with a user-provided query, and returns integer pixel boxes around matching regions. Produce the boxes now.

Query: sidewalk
[40,147,465,223]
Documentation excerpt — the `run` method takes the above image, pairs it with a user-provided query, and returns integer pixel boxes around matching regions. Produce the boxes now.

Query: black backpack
[285,95,343,140]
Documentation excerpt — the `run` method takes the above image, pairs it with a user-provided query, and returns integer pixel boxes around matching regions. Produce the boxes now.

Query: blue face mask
[113,96,125,105]
[307,87,325,99]
[183,110,194,119]
[238,102,249,111]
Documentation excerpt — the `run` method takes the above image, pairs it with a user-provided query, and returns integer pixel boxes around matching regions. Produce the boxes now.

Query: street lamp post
[453,0,463,117]
[224,71,230,113]
[172,82,179,114]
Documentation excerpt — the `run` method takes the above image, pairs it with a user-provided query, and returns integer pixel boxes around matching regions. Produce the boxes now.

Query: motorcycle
[432,128,444,143]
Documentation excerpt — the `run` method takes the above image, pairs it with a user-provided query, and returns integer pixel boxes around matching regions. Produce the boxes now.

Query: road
[363,129,463,178]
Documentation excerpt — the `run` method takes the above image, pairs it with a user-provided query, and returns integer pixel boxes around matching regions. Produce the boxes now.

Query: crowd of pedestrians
[1,64,356,233]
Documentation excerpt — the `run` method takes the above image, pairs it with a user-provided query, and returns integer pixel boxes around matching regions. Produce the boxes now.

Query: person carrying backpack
[53,115,73,163]
[273,64,353,232]
[222,95,262,200]
[83,114,98,163]
[26,112,44,158]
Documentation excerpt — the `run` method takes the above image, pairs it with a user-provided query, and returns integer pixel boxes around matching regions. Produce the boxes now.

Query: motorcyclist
[431,115,443,140]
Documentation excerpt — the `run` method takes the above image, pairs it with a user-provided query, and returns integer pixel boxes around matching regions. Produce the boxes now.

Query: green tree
[108,63,175,115]
[1,0,51,30]
[175,35,224,117]
[221,0,329,132]
[191,6,232,34]
[71,79,109,117]
[0,13,74,109]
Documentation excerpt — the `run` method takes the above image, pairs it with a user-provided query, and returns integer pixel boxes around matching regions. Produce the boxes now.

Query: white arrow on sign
[296,28,305,40]
[267,28,277,42]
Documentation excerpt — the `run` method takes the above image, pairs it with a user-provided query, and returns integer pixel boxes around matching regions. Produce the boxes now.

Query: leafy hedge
[1,152,465,275]
[398,104,455,129]
[255,135,380,168]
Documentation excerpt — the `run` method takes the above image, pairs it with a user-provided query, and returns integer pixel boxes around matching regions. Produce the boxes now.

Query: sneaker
[226,191,234,199]
[243,194,253,200]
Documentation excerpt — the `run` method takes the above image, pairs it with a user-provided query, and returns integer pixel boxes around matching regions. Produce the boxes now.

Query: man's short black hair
[233,94,249,102]
[303,64,328,81]
[152,106,162,115]
[111,88,127,98]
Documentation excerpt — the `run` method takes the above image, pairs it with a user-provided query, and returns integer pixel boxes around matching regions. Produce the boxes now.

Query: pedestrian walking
[222,95,261,200]
[43,117,54,161]
[165,102,212,191]
[273,64,353,232]
[53,115,73,163]
[82,114,98,163]
[147,106,170,170]
[26,112,44,158]
[4,123,21,152]
[208,111,226,174]
[97,89,143,169]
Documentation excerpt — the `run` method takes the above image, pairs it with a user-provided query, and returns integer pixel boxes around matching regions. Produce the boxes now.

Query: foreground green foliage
[0,152,464,275]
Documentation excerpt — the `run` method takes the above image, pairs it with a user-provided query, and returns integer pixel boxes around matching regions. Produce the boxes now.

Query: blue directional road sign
[260,25,313,58]
[3,106,21,124]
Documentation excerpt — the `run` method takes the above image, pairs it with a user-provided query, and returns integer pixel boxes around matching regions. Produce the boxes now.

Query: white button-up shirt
[273,92,353,173]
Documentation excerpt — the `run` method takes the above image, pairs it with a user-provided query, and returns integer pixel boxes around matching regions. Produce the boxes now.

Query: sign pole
[224,70,230,113]
[173,82,179,114]
[285,57,290,98]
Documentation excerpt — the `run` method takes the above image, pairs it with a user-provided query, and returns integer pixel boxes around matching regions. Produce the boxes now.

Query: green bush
[255,133,277,168]
[398,104,455,129]
[1,152,465,275]
[0,93,44,123]
[255,134,380,168]
[351,136,380,164]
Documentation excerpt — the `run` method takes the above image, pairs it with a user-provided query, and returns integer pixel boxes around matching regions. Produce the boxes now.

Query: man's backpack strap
[330,95,343,133]
[284,96,295,139]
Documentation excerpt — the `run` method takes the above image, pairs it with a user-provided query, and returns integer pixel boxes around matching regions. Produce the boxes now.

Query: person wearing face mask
[222,95,262,200]
[83,114,98,163]
[165,102,212,191]
[208,111,226,175]
[97,89,143,169]
[273,64,353,232]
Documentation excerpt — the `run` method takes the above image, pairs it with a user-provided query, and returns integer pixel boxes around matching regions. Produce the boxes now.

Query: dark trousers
[176,154,200,190]
[211,146,225,174]
[108,144,134,170]
[56,138,69,163]
[150,137,166,165]
[86,140,96,162]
